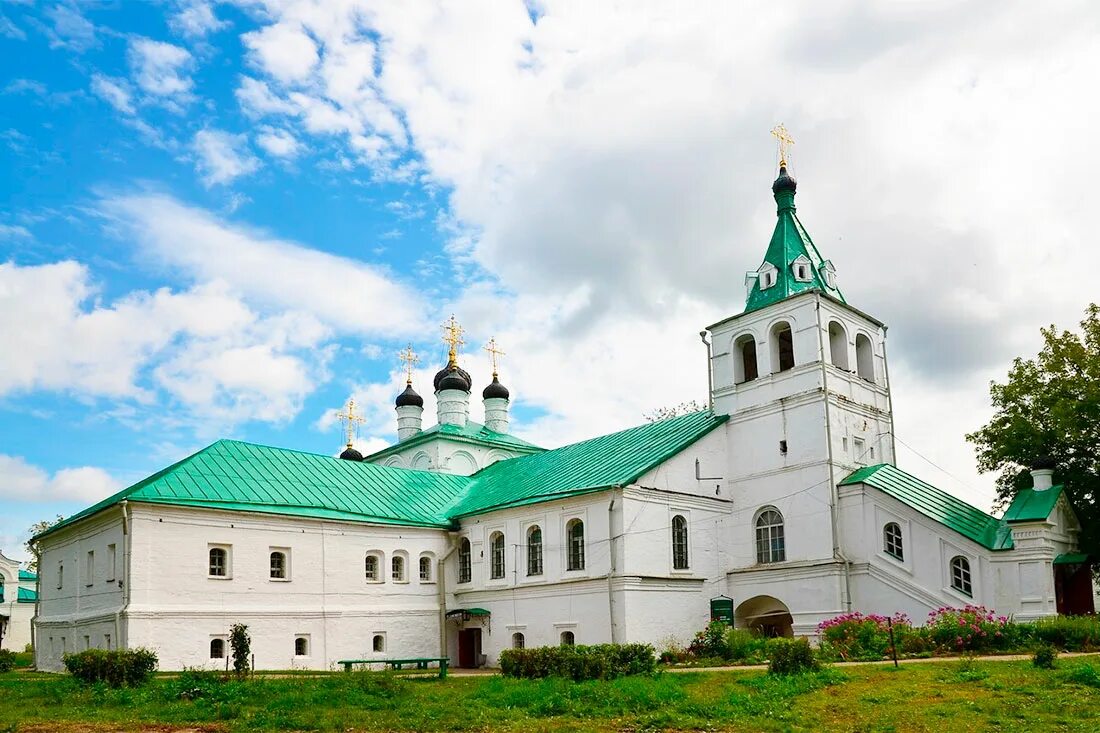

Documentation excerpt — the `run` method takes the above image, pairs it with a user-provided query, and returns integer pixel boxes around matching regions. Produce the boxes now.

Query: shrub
[924,605,1011,653]
[1066,662,1100,688]
[230,623,251,679]
[63,648,158,687]
[725,628,766,662]
[0,649,15,673]
[657,638,689,665]
[1032,643,1057,669]
[687,622,730,660]
[817,612,911,661]
[500,643,656,681]
[767,638,819,676]
[1029,615,1100,651]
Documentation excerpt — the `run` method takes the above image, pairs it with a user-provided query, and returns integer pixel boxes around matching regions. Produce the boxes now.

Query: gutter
[118,501,132,650]
[700,331,714,411]
[815,293,852,612]
[607,494,619,644]
[437,533,461,658]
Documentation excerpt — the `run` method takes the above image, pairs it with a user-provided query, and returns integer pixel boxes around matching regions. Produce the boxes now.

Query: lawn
[3,658,1100,732]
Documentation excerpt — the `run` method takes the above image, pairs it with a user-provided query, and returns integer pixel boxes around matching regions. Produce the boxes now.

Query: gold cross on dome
[484,338,505,377]
[441,314,465,364]
[771,123,795,168]
[397,344,419,384]
[336,398,366,446]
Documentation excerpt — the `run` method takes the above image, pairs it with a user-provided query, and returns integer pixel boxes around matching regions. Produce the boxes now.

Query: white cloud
[242,22,319,84]
[256,126,302,158]
[90,73,135,115]
[128,38,193,98]
[0,223,30,239]
[191,129,260,186]
[102,192,428,337]
[0,14,27,41]
[0,454,120,505]
[45,4,96,52]
[169,0,229,38]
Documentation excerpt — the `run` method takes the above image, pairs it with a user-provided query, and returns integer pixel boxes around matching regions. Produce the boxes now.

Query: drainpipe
[815,294,852,612]
[119,501,132,650]
[607,494,619,644]
[437,533,461,658]
[700,332,714,411]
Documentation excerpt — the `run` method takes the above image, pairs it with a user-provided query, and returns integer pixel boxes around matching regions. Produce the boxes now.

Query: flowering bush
[924,605,1011,653]
[817,612,912,661]
[687,622,730,660]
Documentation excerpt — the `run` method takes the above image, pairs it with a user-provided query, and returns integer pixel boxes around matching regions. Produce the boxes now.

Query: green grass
[2,659,1100,731]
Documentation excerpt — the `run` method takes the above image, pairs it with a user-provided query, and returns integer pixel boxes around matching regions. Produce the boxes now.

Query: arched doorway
[735,595,794,638]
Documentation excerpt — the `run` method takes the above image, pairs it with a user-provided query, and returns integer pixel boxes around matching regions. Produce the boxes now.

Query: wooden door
[458,628,481,668]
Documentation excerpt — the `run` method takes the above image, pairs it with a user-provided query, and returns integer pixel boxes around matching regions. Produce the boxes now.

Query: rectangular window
[853,437,866,465]
[83,635,91,651]
[57,562,64,590]
[104,633,111,650]
[86,550,95,586]
[106,544,117,582]
[208,545,230,578]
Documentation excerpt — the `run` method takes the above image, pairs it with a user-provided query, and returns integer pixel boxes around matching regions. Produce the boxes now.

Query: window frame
[671,514,690,570]
[208,546,230,579]
[950,555,973,597]
[364,552,383,583]
[566,519,585,572]
[512,632,525,649]
[458,537,472,584]
[883,522,904,561]
[526,525,543,577]
[391,553,407,583]
[489,531,506,580]
[419,555,434,583]
[372,634,386,653]
[754,508,786,564]
[560,630,575,646]
[294,636,310,657]
[209,637,226,660]
[269,549,289,581]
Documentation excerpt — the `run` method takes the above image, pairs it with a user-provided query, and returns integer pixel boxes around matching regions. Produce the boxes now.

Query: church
[31,144,1094,672]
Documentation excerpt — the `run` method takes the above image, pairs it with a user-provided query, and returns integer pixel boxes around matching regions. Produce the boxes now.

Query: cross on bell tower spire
[336,398,366,448]
[441,314,465,366]
[771,123,794,169]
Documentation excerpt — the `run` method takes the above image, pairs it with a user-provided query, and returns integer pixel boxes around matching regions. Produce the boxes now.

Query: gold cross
[397,344,419,384]
[441,314,465,365]
[335,398,366,446]
[484,338,505,377]
[771,123,794,168]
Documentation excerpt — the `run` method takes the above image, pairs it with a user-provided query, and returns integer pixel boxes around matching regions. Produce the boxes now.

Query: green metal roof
[743,169,845,314]
[18,569,36,582]
[449,410,728,518]
[1054,553,1089,565]
[17,586,36,603]
[1002,486,1064,523]
[840,464,1014,551]
[40,412,727,538]
[364,420,543,462]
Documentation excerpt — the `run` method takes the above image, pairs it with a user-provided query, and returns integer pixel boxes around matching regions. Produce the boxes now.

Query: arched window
[489,532,506,579]
[294,637,308,656]
[883,523,903,560]
[419,556,432,582]
[0,576,4,603]
[755,508,785,564]
[392,555,405,582]
[671,515,689,570]
[560,631,575,646]
[209,548,227,577]
[566,519,585,571]
[950,556,972,596]
[526,526,543,576]
[856,333,875,383]
[512,632,525,649]
[458,538,472,583]
[770,322,795,373]
[373,634,385,652]
[209,638,224,659]
[828,321,849,370]
[269,551,287,579]
[734,334,758,384]
[365,554,381,582]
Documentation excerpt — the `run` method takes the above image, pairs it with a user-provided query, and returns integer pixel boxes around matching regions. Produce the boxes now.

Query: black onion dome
[433,363,472,392]
[339,446,363,461]
[395,383,424,408]
[1031,455,1057,471]
[772,165,797,195]
[482,376,510,400]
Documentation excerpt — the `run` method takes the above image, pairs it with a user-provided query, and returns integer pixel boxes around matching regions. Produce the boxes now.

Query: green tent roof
[449,410,729,518]
[840,464,1014,551]
[17,586,37,603]
[743,168,845,314]
[40,411,727,538]
[1002,486,1064,523]
[18,569,36,582]
[364,420,542,462]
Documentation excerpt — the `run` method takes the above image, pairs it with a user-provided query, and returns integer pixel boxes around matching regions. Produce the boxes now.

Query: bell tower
[703,129,896,628]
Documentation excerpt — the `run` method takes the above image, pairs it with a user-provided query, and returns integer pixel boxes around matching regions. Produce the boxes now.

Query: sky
[2,1,1099,563]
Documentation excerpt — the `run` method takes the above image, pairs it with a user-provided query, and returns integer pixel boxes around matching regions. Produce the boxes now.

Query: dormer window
[757,263,778,290]
[791,255,812,283]
[821,260,837,289]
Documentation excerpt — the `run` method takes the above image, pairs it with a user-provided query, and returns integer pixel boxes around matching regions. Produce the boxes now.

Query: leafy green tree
[967,304,1099,558]
[230,623,251,679]
[23,515,64,573]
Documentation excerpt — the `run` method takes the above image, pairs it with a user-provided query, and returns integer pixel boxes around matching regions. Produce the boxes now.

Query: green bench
[338,657,449,678]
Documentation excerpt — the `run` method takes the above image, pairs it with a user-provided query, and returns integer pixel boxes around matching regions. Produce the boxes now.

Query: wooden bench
[338,657,449,678]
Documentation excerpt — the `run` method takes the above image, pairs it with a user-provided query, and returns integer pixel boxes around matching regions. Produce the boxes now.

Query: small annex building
[32,159,1093,672]
[0,551,38,652]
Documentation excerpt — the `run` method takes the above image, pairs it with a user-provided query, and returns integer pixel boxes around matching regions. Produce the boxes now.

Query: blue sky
[2,1,1098,561]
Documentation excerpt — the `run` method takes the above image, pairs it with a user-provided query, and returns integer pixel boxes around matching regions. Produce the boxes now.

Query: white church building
[0,551,37,652]
[32,160,1093,672]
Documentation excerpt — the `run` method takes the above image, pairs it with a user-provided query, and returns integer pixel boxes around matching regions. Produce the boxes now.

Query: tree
[967,303,1100,559]
[23,515,64,573]
[644,400,708,422]
[230,623,251,679]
